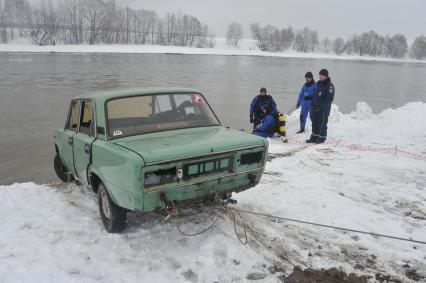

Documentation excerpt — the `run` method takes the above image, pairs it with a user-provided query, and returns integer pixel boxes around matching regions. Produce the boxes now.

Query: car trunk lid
[112,126,265,165]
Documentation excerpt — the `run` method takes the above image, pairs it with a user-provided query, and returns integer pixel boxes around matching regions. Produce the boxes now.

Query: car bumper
[139,168,263,212]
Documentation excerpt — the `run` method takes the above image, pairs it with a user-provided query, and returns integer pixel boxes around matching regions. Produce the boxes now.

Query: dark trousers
[253,119,261,130]
[309,109,329,142]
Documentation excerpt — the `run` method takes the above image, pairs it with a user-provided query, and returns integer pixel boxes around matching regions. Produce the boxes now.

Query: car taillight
[240,152,263,165]
[144,167,177,187]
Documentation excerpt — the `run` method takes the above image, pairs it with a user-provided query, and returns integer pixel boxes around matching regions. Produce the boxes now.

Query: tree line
[227,22,426,60]
[0,0,215,47]
[1,0,425,60]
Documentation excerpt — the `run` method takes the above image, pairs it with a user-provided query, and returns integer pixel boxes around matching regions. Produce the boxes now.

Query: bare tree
[137,9,155,44]
[293,27,318,52]
[31,0,59,45]
[350,31,386,57]
[164,13,175,45]
[269,27,293,51]
[0,0,7,42]
[250,23,294,52]
[226,22,243,47]
[250,23,274,51]
[206,27,216,48]
[156,19,164,45]
[279,27,294,50]
[0,0,214,47]
[332,37,345,55]
[410,35,426,59]
[61,0,84,44]
[123,6,132,43]
[31,0,61,45]
[100,0,117,44]
[4,0,17,40]
[320,37,331,53]
[187,16,201,46]
[85,0,107,44]
[384,34,407,58]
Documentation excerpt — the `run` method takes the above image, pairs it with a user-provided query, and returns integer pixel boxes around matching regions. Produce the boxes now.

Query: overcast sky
[119,0,425,39]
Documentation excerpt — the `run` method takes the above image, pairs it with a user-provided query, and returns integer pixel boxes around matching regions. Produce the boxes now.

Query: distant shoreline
[1,42,425,64]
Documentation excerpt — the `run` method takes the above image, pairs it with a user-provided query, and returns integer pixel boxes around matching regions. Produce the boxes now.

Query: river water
[1,52,425,185]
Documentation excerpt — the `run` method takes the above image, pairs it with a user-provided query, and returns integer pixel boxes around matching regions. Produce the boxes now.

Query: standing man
[250,87,277,129]
[306,69,335,144]
[296,72,316,133]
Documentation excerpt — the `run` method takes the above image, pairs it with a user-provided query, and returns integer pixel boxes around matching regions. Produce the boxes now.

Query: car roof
[73,87,202,103]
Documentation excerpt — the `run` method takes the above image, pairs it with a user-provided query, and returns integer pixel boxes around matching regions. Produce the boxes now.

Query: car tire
[98,183,127,233]
[54,154,74,182]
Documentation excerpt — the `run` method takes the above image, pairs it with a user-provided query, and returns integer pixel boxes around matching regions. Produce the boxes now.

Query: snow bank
[1,102,425,282]
[0,38,425,64]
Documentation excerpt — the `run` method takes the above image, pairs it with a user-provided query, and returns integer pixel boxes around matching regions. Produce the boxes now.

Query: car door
[61,100,80,176]
[73,100,96,185]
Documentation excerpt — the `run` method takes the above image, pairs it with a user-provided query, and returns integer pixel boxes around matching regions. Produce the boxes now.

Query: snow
[1,102,426,282]
[0,37,425,64]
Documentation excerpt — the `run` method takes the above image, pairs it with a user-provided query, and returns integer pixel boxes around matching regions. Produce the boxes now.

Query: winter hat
[319,69,329,77]
[305,72,313,79]
[260,87,267,93]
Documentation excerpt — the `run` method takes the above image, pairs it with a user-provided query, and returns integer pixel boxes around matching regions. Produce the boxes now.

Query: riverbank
[1,102,425,282]
[1,38,425,64]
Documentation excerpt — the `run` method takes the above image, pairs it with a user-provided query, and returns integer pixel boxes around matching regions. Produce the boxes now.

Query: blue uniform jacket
[253,113,277,138]
[250,95,277,122]
[311,78,335,115]
[297,82,317,107]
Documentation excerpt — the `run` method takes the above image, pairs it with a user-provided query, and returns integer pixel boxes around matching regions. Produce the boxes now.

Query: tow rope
[165,196,426,246]
[164,195,248,245]
[233,208,426,245]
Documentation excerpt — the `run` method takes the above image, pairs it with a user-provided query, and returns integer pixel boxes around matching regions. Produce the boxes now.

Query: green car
[54,88,268,233]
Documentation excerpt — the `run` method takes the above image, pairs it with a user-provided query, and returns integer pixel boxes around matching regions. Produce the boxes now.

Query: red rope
[285,137,426,161]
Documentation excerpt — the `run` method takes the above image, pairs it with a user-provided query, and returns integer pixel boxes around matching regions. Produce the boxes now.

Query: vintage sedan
[54,88,268,232]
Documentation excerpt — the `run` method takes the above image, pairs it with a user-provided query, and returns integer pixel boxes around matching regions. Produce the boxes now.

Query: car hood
[112,126,266,165]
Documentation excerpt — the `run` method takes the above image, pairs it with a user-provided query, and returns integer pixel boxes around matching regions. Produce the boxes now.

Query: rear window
[106,93,220,138]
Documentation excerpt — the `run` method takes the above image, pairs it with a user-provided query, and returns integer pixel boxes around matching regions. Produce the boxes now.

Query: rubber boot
[306,135,317,143]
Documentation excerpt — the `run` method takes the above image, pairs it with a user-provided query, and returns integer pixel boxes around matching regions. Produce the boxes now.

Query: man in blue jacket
[296,72,316,133]
[307,69,335,144]
[253,105,277,138]
[250,87,277,129]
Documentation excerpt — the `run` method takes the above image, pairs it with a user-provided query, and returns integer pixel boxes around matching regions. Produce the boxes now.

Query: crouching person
[253,105,278,138]
[250,87,277,129]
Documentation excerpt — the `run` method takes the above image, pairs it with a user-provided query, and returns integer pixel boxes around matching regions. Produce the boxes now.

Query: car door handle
[84,143,91,154]
[68,137,73,145]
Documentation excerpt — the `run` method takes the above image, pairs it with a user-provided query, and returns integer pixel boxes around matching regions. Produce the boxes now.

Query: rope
[167,198,426,245]
[175,211,220,237]
[233,208,426,245]
[285,105,297,115]
[228,207,248,245]
[285,137,426,161]
[169,195,248,244]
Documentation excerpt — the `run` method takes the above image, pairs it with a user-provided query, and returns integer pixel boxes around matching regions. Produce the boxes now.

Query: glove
[304,95,313,101]
[250,116,254,123]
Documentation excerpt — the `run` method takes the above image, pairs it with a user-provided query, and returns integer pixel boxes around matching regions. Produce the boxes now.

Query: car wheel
[98,183,127,233]
[54,154,74,182]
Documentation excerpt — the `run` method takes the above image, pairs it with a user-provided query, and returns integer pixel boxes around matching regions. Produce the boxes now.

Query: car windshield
[106,93,220,138]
